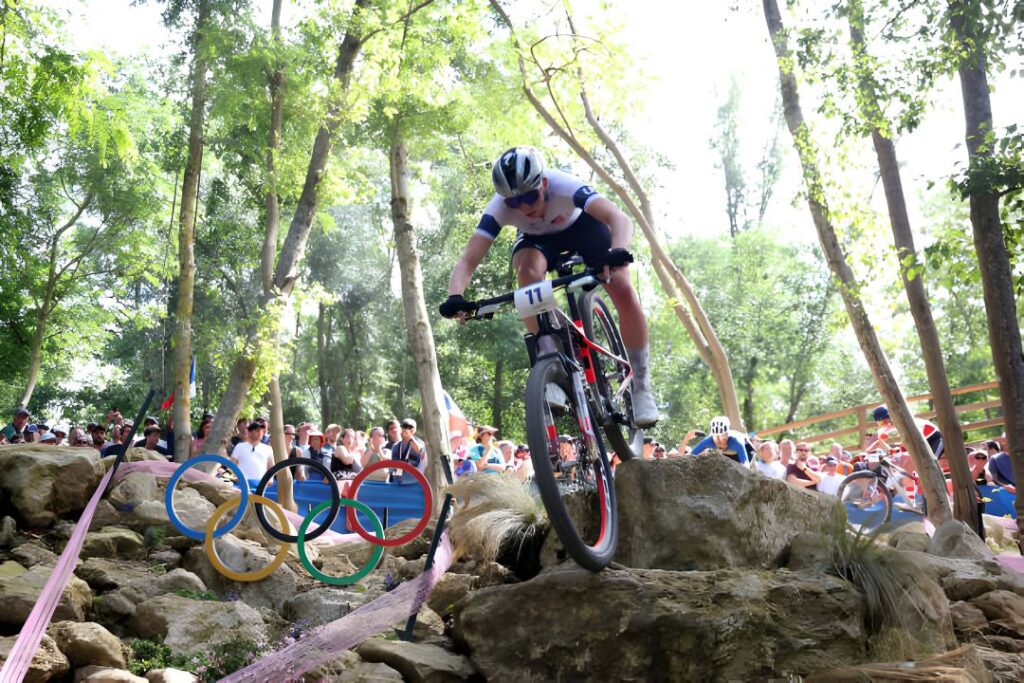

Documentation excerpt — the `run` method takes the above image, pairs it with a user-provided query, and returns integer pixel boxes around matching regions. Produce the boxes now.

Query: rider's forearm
[608,213,633,250]
[448,259,475,296]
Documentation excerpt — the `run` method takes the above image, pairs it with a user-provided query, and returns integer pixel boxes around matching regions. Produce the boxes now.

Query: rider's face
[514,179,547,220]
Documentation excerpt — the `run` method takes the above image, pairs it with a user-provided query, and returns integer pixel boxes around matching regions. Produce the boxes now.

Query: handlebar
[463,268,605,321]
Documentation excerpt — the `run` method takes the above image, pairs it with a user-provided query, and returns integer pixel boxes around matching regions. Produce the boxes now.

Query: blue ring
[165,454,249,540]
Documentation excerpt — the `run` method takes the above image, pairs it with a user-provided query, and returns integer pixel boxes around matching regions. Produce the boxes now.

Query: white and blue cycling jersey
[474,169,600,240]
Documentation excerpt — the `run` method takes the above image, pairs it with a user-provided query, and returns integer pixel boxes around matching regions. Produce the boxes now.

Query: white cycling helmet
[709,416,731,436]
[492,146,545,198]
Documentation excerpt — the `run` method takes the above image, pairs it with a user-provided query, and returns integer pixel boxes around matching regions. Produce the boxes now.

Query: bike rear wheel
[837,471,892,534]
[525,355,617,571]
[580,290,641,461]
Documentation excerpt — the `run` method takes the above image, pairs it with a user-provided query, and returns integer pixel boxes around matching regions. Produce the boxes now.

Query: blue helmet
[872,405,890,422]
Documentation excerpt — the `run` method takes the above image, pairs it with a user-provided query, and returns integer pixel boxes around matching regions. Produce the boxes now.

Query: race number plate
[514,279,556,319]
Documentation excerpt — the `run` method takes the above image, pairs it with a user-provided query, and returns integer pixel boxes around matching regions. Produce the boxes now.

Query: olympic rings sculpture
[164,454,433,584]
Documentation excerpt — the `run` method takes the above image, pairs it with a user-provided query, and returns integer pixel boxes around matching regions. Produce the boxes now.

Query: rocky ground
[0,444,1022,682]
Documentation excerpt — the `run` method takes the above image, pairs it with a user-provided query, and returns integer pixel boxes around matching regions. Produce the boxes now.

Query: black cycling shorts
[510,212,611,272]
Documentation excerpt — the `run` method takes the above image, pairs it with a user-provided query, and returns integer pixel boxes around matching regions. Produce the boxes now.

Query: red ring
[345,459,432,545]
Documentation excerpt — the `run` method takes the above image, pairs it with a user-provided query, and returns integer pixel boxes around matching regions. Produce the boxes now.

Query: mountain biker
[438,146,659,427]
[865,405,943,459]
[689,416,749,464]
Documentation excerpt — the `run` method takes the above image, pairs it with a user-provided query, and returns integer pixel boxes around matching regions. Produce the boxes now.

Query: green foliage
[173,588,221,601]
[125,635,266,681]
[126,639,174,676]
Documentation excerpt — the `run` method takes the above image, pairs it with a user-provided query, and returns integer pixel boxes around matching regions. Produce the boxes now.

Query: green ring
[298,498,384,585]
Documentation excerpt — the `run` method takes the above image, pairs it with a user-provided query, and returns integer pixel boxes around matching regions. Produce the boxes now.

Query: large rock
[305,650,404,682]
[929,519,995,560]
[0,515,16,547]
[0,564,92,626]
[108,473,160,510]
[182,535,298,610]
[144,669,198,683]
[128,594,269,657]
[613,455,840,570]
[80,527,147,561]
[126,488,214,535]
[12,541,59,568]
[970,589,1024,637]
[49,620,126,669]
[282,586,375,627]
[0,634,70,682]
[456,564,866,681]
[355,639,476,683]
[74,558,153,592]
[0,445,100,526]
[73,665,147,682]
[93,568,208,621]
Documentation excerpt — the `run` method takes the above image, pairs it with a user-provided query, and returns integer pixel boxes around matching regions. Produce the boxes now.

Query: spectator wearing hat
[785,443,821,491]
[230,421,275,483]
[24,422,40,443]
[1,408,31,442]
[469,425,503,473]
[300,427,333,482]
[966,448,991,486]
[50,426,67,446]
[816,456,846,495]
[391,419,427,478]
[985,440,1015,494]
[230,418,249,449]
[754,441,786,481]
[38,431,58,444]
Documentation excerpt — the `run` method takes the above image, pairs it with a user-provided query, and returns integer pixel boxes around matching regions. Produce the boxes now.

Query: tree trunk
[391,129,449,503]
[172,0,210,463]
[762,0,951,525]
[317,303,330,426]
[488,0,745,430]
[847,1,976,532]
[202,0,371,456]
[492,353,504,434]
[949,0,1024,536]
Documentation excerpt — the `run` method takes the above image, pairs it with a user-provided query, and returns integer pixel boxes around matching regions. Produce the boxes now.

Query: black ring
[254,457,341,543]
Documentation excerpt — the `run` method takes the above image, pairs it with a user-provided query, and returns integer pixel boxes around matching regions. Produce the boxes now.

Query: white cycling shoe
[631,388,660,427]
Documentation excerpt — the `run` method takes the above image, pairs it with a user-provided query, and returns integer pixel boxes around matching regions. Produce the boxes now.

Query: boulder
[181,478,236,508]
[969,589,1024,637]
[182,536,297,610]
[0,564,92,626]
[974,644,1024,681]
[144,669,198,683]
[91,501,124,529]
[74,558,153,592]
[11,541,59,568]
[305,650,404,682]
[426,573,479,617]
[108,473,160,510]
[0,634,70,682]
[92,568,207,621]
[887,529,931,553]
[0,445,100,526]
[456,564,866,681]
[929,520,995,560]
[80,527,147,561]
[149,550,182,570]
[49,620,126,669]
[128,594,269,657]
[0,560,26,577]
[355,639,476,683]
[613,455,840,570]
[127,488,214,536]
[0,515,16,548]
[282,586,375,627]
[73,665,148,682]
[949,601,989,633]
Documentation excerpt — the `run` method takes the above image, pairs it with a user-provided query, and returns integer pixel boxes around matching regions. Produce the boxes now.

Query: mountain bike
[836,450,924,534]
[463,253,642,571]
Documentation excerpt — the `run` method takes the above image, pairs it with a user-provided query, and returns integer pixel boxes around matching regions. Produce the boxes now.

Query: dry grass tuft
[447,474,547,565]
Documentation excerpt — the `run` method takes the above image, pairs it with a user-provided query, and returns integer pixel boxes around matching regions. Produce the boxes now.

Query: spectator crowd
[1,405,1016,503]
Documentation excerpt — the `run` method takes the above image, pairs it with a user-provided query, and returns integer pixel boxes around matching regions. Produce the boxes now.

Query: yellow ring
[204,494,290,582]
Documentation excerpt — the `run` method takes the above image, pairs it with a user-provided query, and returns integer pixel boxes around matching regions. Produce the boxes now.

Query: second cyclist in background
[688,416,750,464]
[439,146,659,427]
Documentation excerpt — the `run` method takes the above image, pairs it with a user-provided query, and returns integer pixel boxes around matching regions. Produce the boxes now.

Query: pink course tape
[219,534,454,682]
[0,465,116,683]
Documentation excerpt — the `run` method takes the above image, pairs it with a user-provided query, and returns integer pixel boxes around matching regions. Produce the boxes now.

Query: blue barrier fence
[247,477,428,534]
[978,485,1017,519]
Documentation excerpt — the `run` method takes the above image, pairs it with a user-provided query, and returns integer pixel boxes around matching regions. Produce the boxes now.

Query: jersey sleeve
[689,436,713,455]
[728,437,749,464]
[473,214,502,241]
[573,185,599,210]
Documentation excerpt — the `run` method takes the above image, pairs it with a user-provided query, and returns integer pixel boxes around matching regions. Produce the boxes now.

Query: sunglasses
[503,189,541,209]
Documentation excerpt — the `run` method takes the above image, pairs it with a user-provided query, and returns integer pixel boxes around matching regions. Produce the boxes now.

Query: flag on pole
[160,357,196,410]
[442,390,468,437]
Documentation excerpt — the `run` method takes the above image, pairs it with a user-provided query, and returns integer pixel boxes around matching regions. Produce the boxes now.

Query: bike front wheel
[580,290,642,461]
[525,355,617,571]
[837,471,892,534]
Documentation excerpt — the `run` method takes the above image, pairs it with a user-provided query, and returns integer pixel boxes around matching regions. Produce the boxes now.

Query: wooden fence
[755,381,1004,451]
